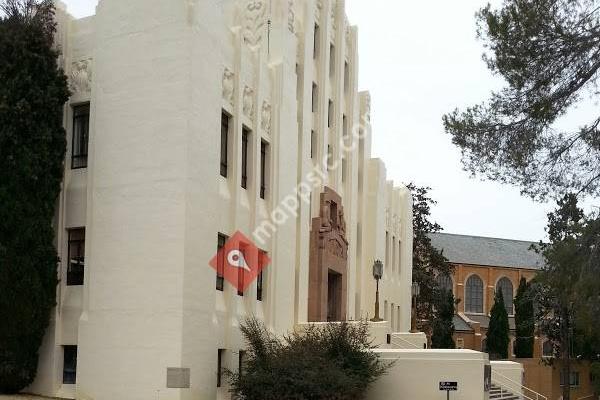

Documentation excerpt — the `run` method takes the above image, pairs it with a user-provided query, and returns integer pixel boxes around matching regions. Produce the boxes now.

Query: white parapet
[366,349,491,400]
[389,332,428,349]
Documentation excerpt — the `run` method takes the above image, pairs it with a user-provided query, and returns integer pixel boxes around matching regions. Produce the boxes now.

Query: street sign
[439,381,458,391]
[440,381,458,399]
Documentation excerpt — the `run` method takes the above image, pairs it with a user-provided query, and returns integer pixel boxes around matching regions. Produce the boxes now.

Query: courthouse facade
[28,1,415,399]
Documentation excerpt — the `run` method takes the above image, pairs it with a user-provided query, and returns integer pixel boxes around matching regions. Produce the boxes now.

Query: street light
[410,281,420,333]
[370,260,384,322]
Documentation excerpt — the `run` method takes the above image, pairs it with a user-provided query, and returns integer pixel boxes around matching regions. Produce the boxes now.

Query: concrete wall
[366,349,490,400]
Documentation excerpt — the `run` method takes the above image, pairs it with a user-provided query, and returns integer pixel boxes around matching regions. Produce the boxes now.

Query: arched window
[496,278,514,315]
[465,275,484,313]
[436,274,453,294]
[542,340,554,358]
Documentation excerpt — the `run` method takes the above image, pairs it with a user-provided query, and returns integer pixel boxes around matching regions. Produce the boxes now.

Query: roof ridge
[429,232,540,244]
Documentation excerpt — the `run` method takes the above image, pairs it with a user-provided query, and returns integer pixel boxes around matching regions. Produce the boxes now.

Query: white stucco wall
[27,1,415,399]
[367,349,491,400]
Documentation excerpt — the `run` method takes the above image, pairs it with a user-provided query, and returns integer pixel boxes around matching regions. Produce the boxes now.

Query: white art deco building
[28,1,418,399]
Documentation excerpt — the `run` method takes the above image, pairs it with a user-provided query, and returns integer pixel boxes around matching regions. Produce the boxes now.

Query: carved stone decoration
[345,26,352,50]
[243,86,254,119]
[308,187,349,323]
[315,0,322,21]
[70,59,92,94]
[222,67,234,105]
[330,0,337,32]
[362,92,371,123]
[242,0,267,47]
[288,0,295,33]
[261,101,272,133]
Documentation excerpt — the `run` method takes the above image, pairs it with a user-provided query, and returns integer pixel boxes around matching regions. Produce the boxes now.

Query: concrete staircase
[490,384,521,400]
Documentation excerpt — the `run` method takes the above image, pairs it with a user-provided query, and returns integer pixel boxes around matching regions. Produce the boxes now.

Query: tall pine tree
[514,277,534,358]
[0,0,69,392]
[487,290,510,360]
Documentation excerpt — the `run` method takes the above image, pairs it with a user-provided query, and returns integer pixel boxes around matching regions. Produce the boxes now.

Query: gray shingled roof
[453,315,473,332]
[429,233,544,270]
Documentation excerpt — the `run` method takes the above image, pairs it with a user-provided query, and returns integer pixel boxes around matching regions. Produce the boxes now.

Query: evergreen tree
[514,277,534,358]
[431,290,456,349]
[443,0,600,199]
[532,194,600,400]
[407,184,453,335]
[487,290,510,360]
[0,0,69,393]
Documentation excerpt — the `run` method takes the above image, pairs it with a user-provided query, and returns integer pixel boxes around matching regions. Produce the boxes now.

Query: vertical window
[561,371,580,387]
[257,250,267,301]
[542,340,554,358]
[237,245,245,296]
[310,130,315,159]
[67,228,85,286]
[328,100,334,128]
[496,277,514,315]
[312,83,318,113]
[465,275,484,314]
[327,145,332,170]
[398,240,402,275]
[220,111,230,177]
[238,350,246,375]
[216,233,227,291]
[260,141,269,199]
[436,274,453,294]
[329,43,335,77]
[217,349,224,387]
[385,231,389,268]
[344,61,349,93]
[63,345,77,384]
[342,158,347,183]
[241,127,250,189]
[313,23,320,59]
[71,103,90,169]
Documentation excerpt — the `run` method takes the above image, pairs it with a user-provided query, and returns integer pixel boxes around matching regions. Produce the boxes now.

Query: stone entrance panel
[308,187,348,322]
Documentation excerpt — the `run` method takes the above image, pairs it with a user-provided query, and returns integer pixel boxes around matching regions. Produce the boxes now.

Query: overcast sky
[59,0,597,242]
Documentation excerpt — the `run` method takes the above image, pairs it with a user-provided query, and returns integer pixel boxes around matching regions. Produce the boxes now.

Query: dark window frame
[71,103,90,169]
[217,349,224,387]
[312,83,318,113]
[241,127,250,189]
[496,277,514,315]
[313,23,320,59]
[67,228,85,286]
[260,140,268,199]
[257,250,267,301]
[216,233,228,291]
[62,345,77,384]
[465,275,484,314]
[220,111,230,177]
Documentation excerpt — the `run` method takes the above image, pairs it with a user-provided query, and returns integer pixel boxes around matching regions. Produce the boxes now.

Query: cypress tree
[0,0,69,392]
[487,290,510,360]
[431,290,456,349]
[514,277,534,358]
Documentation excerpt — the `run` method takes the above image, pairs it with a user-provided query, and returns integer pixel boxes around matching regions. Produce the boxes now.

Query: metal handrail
[492,370,548,400]
[492,378,536,400]
[576,395,596,400]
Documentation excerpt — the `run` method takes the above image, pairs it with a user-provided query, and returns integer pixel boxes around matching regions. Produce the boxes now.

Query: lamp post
[410,281,420,333]
[370,260,383,322]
